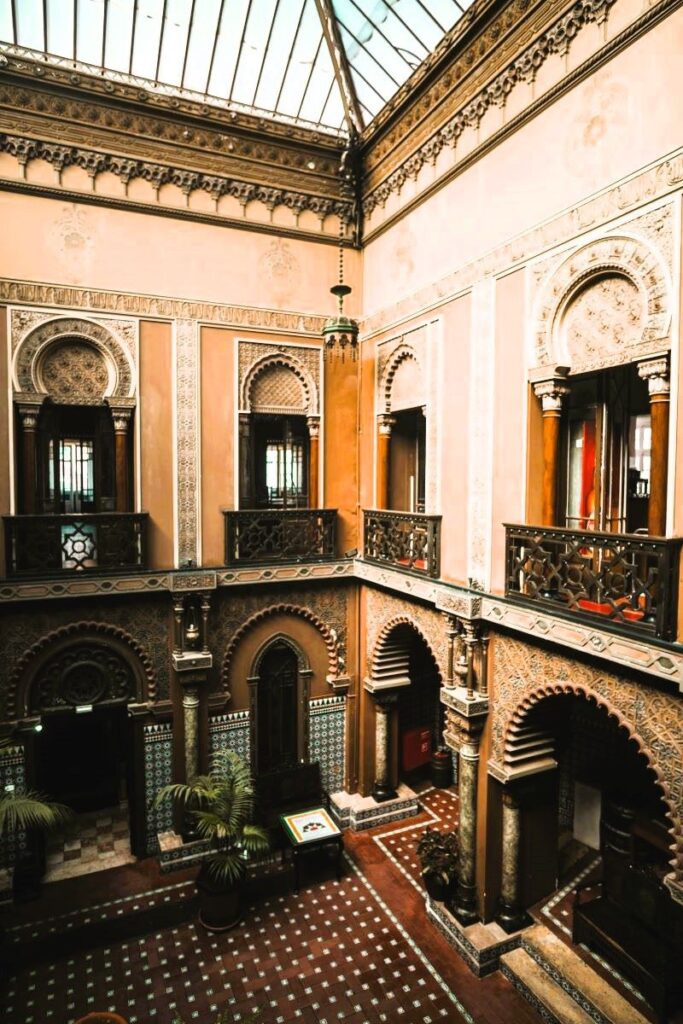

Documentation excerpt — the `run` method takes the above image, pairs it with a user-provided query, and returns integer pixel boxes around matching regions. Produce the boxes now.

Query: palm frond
[0,790,72,837]
[204,849,247,886]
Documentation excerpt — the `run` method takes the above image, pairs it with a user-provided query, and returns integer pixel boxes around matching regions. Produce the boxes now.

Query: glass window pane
[103,0,135,71]
[15,0,43,49]
[76,0,105,65]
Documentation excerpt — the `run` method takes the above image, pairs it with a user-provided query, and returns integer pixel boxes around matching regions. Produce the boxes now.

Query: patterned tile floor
[3,785,542,1024]
[45,802,136,882]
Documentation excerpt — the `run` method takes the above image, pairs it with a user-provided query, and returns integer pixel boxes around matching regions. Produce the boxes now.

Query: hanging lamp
[322,215,359,361]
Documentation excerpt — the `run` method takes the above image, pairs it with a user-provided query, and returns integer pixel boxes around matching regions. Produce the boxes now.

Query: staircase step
[501,947,595,1024]
[522,925,650,1024]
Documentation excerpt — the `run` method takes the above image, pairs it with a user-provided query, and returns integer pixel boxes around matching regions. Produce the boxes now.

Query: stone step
[522,924,650,1024]
[501,947,595,1024]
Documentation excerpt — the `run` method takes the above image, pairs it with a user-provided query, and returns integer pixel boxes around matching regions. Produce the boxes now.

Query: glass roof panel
[0,0,474,134]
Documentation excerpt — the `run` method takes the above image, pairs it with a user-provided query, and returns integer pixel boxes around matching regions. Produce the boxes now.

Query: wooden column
[307,416,320,508]
[376,414,395,510]
[533,378,570,527]
[238,413,251,509]
[17,402,43,514]
[638,357,670,536]
[112,409,132,513]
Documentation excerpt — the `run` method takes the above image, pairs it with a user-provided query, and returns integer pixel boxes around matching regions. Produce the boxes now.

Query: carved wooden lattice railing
[3,513,149,576]
[505,523,682,641]
[224,509,337,565]
[363,510,441,578]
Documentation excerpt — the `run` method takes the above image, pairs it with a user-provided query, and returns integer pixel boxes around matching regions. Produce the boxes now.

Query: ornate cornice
[0,278,328,336]
[363,0,647,215]
[0,132,353,225]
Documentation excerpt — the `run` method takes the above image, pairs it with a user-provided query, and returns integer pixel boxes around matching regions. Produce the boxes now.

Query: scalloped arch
[241,351,318,415]
[379,344,422,414]
[221,604,339,689]
[13,316,135,401]
[504,682,683,876]
[370,614,442,682]
[7,620,156,720]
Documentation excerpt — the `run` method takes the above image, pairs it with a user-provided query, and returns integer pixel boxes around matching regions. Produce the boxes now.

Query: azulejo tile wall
[309,695,346,795]
[209,710,251,764]
[143,721,173,855]
[0,744,27,870]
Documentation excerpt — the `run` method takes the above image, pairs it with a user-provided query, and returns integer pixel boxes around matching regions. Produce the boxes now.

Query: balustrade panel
[505,523,681,641]
[363,510,441,577]
[224,509,337,565]
[3,513,149,576]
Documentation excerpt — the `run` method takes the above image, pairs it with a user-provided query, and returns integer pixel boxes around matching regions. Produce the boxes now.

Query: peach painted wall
[490,270,527,595]
[0,193,362,317]
[200,326,234,567]
[324,354,360,554]
[139,320,174,569]
[362,13,683,315]
[435,294,471,586]
[0,307,9,568]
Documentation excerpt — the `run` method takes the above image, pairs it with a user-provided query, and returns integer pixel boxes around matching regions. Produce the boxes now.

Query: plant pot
[423,873,451,902]
[431,749,453,789]
[196,864,243,932]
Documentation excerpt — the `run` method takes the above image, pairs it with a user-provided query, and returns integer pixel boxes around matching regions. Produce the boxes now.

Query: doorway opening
[389,408,426,513]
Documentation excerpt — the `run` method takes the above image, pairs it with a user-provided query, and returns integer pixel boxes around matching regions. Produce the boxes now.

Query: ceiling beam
[313,0,364,134]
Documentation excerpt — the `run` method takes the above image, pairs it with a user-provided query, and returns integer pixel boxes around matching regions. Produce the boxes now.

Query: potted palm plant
[0,783,72,895]
[416,827,459,902]
[154,749,269,932]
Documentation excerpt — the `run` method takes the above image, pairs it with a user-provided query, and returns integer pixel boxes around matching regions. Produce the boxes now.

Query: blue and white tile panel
[309,695,346,796]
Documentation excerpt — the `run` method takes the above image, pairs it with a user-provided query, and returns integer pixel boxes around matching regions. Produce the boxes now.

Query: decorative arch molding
[250,632,312,678]
[503,682,683,878]
[378,343,423,414]
[221,603,339,690]
[240,349,319,416]
[533,233,672,375]
[12,315,136,403]
[369,614,443,685]
[8,621,156,720]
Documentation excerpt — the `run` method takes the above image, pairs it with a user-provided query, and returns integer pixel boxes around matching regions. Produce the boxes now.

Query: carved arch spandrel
[221,603,340,691]
[503,681,683,878]
[378,343,423,415]
[12,315,136,403]
[533,233,672,374]
[7,621,156,721]
[240,348,319,416]
[369,614,443,684]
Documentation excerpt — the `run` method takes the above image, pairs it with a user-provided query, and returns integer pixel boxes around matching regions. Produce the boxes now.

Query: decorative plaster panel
[175,319,199,568]
[364,586,448,684]
[239,340,321,416]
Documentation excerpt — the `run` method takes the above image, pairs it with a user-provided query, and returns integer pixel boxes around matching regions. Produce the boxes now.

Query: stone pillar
[376,414,395,510]
[182,682,200,784]
[17,402,42,514]
[497,788,532,933]
[172,591,213,785]
[638,356,670,536]
[372,693,397,802]
[452,731,481,924]
[111,408,133,513]
[307,416,320,508]
[533,377,570,527]
[445,615,458,687]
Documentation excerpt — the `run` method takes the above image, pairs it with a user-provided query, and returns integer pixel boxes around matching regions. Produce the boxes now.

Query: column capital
[533,378,570,414]
[638,355,670,397]
[307,415,320,438]
[377,413,396,436]
[16,396,45,429]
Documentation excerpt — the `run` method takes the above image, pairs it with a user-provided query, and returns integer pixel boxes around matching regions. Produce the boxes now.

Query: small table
[280,806,343,891]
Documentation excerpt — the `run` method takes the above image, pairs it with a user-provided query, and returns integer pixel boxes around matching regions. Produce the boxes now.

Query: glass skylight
[0,0,473,133]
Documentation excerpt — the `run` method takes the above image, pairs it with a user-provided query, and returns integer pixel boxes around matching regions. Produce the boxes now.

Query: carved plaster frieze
[361,151,683,342]
[0,279,327,336]
[363,0,623,212]
[238,339,321,416]
[376,334,426,415]
[175,319,199,568]
[0,132,353,226]
[467,280,495,590]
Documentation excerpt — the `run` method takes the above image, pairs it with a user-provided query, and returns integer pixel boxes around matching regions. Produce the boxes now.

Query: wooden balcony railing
[3,513,149,576]
[224,508,337,565]
[363,510,441,578]
[505,523,682,641]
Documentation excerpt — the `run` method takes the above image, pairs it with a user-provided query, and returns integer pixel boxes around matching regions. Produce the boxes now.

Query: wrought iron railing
[505,523,682,641]
[363,510,441,578]
[3,513,149,576]
[224,509,337,565]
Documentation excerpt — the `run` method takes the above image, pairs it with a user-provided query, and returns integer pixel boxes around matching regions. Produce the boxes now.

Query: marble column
[307,416,320,508]
[372,693,397,802]
[182,683,200,784]
[497,788,532,933]
[452,734,480,924]
[533,377,570,527]
[376,414,395,510]
[638,356,670,536]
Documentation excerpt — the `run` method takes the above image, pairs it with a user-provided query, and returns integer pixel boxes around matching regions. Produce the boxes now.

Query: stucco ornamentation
[489,632,683,876]
[11,313,136,403]
[175,319,199,568]
[533,233,671,373]
[377,342,423,415]
[365,588,448,684]
[239,341,320,416]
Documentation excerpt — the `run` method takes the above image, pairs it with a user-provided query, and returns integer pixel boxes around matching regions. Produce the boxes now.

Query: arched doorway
[397,632,442,787]
[252,637,310,776]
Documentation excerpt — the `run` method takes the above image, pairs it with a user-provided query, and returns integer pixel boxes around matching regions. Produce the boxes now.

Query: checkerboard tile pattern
[45,803,135,883]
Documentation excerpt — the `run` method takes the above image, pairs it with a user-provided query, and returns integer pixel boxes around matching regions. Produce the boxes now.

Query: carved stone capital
[377,414,396,436]
[307,415,321,438]
[108,400,135,432]
[533,377,571,414]
[16,396,45,429]
[638,355,670,398]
